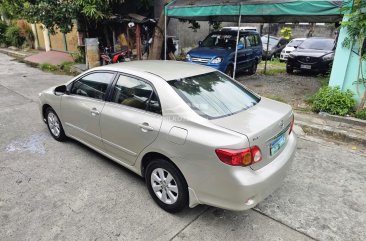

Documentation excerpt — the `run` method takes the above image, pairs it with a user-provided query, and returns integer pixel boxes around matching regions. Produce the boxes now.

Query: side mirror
[54,85,67,96]
[198,41,203,47]
[237,43,244,50]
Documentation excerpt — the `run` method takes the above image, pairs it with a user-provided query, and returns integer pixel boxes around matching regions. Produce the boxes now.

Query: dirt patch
[237,71,323,110]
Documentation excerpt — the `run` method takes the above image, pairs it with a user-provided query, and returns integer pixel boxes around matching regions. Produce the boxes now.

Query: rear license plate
[301,64,311,69]
[270,134,286,156]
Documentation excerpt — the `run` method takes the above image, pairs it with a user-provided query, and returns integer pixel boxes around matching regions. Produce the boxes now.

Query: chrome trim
[65,122,102,141]
[102,138,137,156]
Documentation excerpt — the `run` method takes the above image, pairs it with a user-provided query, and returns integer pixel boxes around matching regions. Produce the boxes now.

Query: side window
[239,36,245,45]
[246,35,256,47]
[111,75,161,114]
[71,72,114,100]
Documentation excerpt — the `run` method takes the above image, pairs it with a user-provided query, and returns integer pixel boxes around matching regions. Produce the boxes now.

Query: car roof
[94,60,215,81]
[213,30,259,35]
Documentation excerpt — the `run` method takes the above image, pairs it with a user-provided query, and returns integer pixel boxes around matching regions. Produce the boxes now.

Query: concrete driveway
[0,53,365,241]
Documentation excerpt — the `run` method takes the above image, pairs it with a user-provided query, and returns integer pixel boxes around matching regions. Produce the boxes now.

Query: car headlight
[186,54,191,61]
[211,57,223,64]
[288,53,295,58]
[322,53,334,61]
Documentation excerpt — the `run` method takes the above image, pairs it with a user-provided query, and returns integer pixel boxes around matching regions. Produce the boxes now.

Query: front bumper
[280,53,289,61]
[186,60,227,72]
[287,58,332,73]
[190,133,297,211]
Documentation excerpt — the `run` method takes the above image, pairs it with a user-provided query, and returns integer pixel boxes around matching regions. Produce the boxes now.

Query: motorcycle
[100,46,130,65]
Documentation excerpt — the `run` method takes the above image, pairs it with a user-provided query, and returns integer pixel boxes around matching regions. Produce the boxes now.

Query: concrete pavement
[0,53,365,241]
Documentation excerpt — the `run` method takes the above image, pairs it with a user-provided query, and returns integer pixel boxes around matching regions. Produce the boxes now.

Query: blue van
[185,30,263,76]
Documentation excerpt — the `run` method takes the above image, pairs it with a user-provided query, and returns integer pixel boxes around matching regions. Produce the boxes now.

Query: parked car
[39,61,297,213]
[261,35,288,60]
[186,30,262,77]
[286,37,335,74]
[280,38,306,62]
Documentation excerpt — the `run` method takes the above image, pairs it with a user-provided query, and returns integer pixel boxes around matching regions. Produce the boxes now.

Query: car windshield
[287,39,304,47]
[168,71,260,119]
[261,36,278,45]
[201,33,237,49]
[298,38,334,50]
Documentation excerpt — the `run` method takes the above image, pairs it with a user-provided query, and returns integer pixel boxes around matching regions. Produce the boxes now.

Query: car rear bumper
[189,132,297,211]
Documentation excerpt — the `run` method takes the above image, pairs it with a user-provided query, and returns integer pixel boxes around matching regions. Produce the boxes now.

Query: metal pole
[164,11,167,61]
[264,23,270,73]
[233,14,241,79]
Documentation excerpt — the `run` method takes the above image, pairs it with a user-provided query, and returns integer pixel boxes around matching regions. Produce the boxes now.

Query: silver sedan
[38,61,297,213]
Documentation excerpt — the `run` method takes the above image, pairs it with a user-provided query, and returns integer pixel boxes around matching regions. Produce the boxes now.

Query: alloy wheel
[47,112,60,137]
[150,168,179,205]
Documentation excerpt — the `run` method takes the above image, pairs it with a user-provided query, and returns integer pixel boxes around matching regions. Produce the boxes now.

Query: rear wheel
[248,61,257,75]
[225,65,234,77]
[145,159,188,213]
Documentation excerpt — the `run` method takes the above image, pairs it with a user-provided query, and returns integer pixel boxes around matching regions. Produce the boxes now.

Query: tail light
[215,146,262,166]
[289,114,295,135]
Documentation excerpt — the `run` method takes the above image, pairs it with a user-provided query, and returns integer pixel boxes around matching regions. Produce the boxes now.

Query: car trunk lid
[211,98,293,170]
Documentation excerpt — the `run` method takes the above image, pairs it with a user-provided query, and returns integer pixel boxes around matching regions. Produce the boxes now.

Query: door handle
[139,122,154,132]
[90,108,100,116]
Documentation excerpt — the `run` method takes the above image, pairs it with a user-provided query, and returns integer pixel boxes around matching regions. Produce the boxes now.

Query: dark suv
[286,37,335,74]
[186,30,263,76]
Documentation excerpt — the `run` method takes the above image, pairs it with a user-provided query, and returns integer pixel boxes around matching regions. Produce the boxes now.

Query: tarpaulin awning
[166,0,350,23]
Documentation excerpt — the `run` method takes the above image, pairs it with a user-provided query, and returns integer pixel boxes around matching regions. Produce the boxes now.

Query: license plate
[270,134,286,156]
[301,64,311,69]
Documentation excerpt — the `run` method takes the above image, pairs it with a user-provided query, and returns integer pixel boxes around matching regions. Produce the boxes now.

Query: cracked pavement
[0,53,365,241]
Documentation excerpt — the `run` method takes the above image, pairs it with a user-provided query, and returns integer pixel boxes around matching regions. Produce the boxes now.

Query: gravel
[237,71,324,109]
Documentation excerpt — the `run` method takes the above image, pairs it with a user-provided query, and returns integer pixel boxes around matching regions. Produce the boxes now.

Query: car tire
[248,61,257,75]
[45,107,67,142]
[225,65,234,77]
[145,159,188,213]
[286,66,294,74]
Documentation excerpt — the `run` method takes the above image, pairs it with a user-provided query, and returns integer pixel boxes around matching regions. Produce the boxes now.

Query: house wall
[35,24,46,50]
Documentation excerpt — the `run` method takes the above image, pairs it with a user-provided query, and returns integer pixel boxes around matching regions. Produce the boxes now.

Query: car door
[61,71,116,150]
[100,74,163,165]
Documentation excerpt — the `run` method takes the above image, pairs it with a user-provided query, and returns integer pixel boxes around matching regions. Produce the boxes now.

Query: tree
[341,0,366,110]
[148,0,170,60]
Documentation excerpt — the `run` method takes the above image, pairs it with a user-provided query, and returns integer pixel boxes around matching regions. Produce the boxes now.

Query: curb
[296,120,366,146]
[295,111,366,127]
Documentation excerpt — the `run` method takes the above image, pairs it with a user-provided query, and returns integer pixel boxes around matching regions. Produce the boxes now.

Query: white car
[280,38,306,62]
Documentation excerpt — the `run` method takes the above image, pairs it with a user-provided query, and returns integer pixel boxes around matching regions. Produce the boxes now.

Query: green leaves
[311,86,356,116]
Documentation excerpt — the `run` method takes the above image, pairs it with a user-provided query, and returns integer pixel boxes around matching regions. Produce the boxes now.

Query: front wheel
[46,107,66,141]
[225,65,234,77]
[145,159,188,213]
[286,65,294,74]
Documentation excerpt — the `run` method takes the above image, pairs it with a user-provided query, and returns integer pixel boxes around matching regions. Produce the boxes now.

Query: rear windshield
[298,38,334,50]
[168,71,260,119]
[261,36,279,45]
[201,33,237,49]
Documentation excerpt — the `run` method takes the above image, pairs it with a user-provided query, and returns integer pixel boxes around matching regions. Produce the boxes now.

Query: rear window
[298,38,334,50]
[168,71,259,119]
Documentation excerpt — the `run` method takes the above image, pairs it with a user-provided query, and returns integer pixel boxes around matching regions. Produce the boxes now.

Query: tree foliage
[341,0,366,110]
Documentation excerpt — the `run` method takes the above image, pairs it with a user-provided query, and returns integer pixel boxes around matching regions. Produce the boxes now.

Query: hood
[211,97,293,170]
[292,48,333,58]
[283,46,295,52]
[188,47,232,59]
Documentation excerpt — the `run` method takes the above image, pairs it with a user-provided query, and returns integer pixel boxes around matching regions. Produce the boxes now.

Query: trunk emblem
[279,120,284,129]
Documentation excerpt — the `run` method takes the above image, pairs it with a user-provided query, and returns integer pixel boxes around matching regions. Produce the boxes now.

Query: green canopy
[166,0,349,23]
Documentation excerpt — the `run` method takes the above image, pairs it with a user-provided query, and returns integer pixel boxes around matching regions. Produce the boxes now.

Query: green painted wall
[329,17,365,105]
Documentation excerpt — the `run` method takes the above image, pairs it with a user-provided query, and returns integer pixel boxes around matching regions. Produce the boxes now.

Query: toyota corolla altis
[39,61,297,213]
